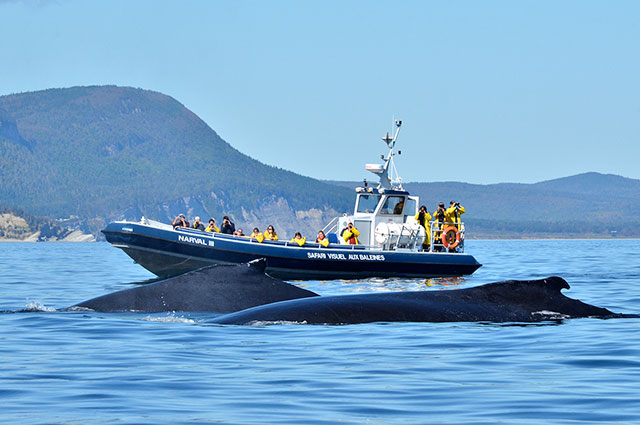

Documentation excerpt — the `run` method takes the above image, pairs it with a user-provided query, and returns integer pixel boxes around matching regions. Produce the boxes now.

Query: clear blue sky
[1,0,638,184]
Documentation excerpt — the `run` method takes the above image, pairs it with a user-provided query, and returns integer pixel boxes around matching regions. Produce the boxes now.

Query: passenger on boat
[415,205,432,251]
[432,203,446,252]
[445,201,465,230]
[290,232,306,246]
[234,228,245,236]
[444,201,465,253]
[221,216,235,234]
[315,230,329,247]
[192,217,205,231]
[341,222,360,245]
[205,219,219,233]
[172,214,188,229]
[265,225,279,241]
[393,199,405,215]
[250,228,264,242]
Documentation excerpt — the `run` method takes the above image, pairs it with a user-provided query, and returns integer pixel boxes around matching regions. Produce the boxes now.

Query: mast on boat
[364,119,404,191]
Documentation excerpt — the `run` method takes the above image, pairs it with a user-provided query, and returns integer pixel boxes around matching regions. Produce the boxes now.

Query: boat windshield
[356,194,381,214]
[380,196,406,215]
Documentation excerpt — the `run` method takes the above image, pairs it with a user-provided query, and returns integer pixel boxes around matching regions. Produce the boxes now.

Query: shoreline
[0,230,96,242]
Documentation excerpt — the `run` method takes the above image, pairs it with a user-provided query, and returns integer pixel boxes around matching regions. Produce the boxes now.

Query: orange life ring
[441,226,460,249]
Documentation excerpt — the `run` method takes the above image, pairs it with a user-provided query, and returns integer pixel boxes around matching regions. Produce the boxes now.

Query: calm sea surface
[1,240,639,424]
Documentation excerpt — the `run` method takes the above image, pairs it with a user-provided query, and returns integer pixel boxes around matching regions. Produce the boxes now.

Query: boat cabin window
[380,196,406,215]
[404,198,417,218]
[356,194,381,214]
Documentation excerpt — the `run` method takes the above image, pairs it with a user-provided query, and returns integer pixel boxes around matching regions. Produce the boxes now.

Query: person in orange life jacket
[205,218,219,233]
[265,225,279,241]
[250,227,264,242]
[445,201,465,230]
[341,222,360,245]
[414,205,432,251]
[315,230,329,247]
[172,213,188,229]
[192,217,205,231]
[220,216,235,234]
[444,201,465,253]
[290,232,306,246]
[432,202,446,252]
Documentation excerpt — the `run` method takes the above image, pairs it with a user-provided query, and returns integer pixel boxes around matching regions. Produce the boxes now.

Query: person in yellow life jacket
[432,202,446,252]
[315,230,329,247]
[414,205,432,251]
[445,201,465,230]
[192,217,205,231]
[250,227,264,243]
[265,225,279,241]
[341,222,360,245]
[290,232,306,246]
[205,218,219,233]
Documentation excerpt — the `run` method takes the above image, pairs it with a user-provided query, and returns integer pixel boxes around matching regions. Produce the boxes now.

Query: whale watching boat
[103,120,482,280]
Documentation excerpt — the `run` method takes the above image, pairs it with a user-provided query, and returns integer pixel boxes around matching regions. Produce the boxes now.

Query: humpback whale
[210,276,633,325]
[72,259,317,313]
[72,260,634,324]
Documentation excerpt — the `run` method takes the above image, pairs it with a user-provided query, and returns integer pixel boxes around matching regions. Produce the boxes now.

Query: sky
[1,0,638,184]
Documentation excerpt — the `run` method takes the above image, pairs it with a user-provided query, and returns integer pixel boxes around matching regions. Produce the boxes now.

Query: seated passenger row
[171,214,361,247]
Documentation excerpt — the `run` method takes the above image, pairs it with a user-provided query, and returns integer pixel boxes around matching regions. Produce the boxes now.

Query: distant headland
[1,86,638,241]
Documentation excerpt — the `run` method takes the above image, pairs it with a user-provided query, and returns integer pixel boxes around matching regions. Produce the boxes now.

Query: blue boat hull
[102,222,482,280]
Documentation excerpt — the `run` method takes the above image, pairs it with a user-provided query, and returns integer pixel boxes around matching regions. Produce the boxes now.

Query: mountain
[0,86,353,238]
[1,85,637,241]
[331,173,640,238]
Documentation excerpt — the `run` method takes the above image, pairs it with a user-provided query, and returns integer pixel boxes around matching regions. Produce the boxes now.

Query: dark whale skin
[211,276,632,325]
[72,259,317,313]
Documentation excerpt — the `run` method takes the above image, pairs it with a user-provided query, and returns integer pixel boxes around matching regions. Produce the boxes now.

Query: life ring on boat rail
[441,226,460,249]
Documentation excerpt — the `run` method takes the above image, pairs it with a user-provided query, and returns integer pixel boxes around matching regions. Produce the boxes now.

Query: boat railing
[428,221,465,253]
[379,224,423,251]
[321,216,340,235]
[172,220,465,253]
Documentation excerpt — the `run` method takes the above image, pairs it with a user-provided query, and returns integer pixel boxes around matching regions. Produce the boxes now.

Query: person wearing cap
[432,202,447,251]
[445,201,465,230]
[341,221,360,245]
[172,214,188,229]
[192,217,205,231]
[205,218,219,233]
[220,216,235,234]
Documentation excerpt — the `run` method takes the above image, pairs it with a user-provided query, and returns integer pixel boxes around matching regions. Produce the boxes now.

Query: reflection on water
[303,275,467,295]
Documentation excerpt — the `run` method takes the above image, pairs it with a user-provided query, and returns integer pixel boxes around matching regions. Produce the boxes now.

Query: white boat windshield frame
[379,195,406,215]
[355,193,382,215]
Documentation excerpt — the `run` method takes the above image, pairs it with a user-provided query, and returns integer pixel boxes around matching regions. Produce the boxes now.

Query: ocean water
[1,240,639,424]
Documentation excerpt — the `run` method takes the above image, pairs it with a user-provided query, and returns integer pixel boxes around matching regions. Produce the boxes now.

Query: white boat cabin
[324,119,465,253]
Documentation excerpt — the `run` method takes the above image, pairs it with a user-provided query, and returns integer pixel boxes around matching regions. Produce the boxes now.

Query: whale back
[72,259,319,313]
[211,276,620,325]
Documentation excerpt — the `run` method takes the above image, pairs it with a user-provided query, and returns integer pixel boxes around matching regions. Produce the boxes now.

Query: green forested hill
[2,85,637,240]
[0,86,352,237]
[331,173,640,238]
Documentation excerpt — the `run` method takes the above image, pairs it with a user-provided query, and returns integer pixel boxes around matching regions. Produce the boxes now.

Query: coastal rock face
[0,212,95,242]
[0,213,30,239]
[115,194,340,238]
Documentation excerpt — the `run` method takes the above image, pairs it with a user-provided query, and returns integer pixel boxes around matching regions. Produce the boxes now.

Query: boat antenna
[364,119,404,190]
